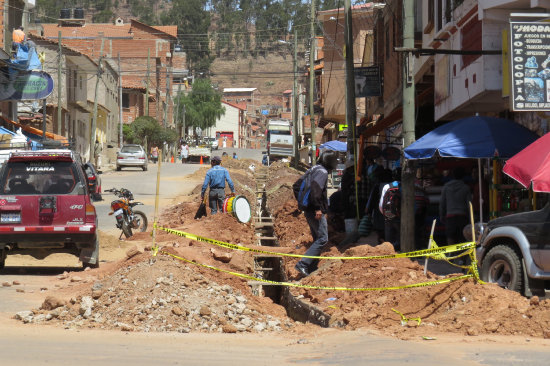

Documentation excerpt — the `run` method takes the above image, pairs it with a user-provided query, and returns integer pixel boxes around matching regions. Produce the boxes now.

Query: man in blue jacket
[201,156,235,214]
[295,150,339,277]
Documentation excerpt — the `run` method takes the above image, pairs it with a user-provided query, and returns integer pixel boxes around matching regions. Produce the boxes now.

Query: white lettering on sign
[70,205,83,210]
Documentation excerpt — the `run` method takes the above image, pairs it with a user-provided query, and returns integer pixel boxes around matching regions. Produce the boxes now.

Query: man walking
[294,150,339,277]
[201,156,235,214]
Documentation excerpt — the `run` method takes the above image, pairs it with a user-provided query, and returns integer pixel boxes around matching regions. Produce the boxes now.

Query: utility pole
[309,0,316,165]
[57,31,62,135]
[182,104,186,141]
[42,98,47,140]
[145,48,150,116]
[401,1,416,253]
[90,36,105,165]
[344,0,360,221]
[293,29,299,168]
[118,53,123,147]
[175,82,181,136]
[163,67,170,128]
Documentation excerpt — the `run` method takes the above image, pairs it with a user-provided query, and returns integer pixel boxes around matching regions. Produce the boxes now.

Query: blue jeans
[299,210,328,269]
[208,188,225,214]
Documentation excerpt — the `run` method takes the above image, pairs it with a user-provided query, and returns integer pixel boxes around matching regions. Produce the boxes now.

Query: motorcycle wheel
[132,210,148,232]
[122,220,133,238]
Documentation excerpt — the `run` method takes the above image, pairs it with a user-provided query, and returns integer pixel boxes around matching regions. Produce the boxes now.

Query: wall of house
[212,104,240,148]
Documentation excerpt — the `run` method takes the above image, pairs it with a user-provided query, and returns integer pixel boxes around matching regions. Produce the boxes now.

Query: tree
[160,0,213,72]
[174,79,225,136]
[123,116,177,148]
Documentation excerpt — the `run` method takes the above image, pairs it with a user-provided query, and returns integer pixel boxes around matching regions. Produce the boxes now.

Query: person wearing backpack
[379,168,401,251]
[293,150,339,277]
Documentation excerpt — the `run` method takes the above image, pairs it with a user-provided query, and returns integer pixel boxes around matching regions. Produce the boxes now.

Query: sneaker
[295,262,310,278]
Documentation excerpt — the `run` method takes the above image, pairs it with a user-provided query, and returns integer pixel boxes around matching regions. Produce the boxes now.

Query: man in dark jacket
[295,150,339,277]
[201,156,235,214]
[440,167,471,244]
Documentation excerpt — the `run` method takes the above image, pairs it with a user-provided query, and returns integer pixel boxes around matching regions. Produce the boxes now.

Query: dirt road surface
[1,157,550,365]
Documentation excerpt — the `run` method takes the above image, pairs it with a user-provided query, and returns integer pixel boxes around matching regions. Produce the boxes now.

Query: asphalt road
[95,161,202,234]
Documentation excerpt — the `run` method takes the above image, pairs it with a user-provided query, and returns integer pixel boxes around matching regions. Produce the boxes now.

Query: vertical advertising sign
[510,22,550,111]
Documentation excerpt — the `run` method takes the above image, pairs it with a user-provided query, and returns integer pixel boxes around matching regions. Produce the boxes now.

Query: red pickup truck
[0,150,98,269]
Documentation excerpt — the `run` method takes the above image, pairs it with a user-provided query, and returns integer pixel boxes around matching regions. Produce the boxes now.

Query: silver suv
[474,203,550,297]
[116,144,148,171]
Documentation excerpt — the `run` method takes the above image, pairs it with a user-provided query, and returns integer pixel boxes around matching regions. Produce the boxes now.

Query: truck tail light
[85,203,96,223]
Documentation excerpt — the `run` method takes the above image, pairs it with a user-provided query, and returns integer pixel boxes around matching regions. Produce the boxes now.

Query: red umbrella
[503,132,550,192]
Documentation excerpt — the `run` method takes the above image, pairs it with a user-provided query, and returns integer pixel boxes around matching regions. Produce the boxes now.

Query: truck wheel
[82,237,99,269]
[116,166,121,171]
[481,244,523,293]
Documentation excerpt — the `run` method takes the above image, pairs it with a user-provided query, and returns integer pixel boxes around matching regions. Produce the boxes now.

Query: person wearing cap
[201,156,235,214]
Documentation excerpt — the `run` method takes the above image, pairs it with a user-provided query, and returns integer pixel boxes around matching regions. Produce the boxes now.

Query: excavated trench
[249,171,330,327]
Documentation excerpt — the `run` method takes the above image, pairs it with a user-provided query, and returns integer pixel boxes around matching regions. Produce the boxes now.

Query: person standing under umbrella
[439,167,471,245]
[201,156,235,214]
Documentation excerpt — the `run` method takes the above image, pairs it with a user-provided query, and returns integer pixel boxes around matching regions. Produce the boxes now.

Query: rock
[240,317,253,328]
[116,322,134,331]
[41,296,67,310]
[126,245,144,259]
[2,282,11,287]
[222,324,238,333]
[40,287,48,291]
[91,289,103,299]
[543,330,550,339]
[71,276,82,283]
[92,282,104,291]
[211,249,233,263]
[530,296,540,306]
[79,296,94,319]
[12,280,21,285]
[253,322,266,332]
[34,314,46,322]
[16,288,25,293]
[235,295,247,304]
[200,305,212,317]
[172,307,184,316]
[15,311,33,323]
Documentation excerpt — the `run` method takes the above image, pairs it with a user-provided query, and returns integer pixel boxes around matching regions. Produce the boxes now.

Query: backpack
[382,181,401,219]
[292,166,319,211]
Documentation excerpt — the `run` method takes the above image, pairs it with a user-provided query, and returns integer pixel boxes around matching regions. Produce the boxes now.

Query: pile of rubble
[16,253,291,333]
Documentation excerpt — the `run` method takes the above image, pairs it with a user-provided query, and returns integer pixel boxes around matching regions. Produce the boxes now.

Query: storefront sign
[354,66,381,97]
[0,70,54,101]
[510,22,550,111]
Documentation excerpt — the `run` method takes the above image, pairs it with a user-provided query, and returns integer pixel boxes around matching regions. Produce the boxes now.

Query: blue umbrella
[404,116,538,225]
[404,116,538,159]
[320,140,347,152]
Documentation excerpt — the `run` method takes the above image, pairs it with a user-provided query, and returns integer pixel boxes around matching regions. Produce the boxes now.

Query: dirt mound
[17,162,550,340]
[263,170,550,339]
[18,250,291,333]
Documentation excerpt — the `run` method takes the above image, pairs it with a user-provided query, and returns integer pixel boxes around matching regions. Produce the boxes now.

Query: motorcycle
[105,188,148,238]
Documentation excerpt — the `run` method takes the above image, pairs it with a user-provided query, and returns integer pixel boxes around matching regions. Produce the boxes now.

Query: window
[79,76,82,89]
[122,93,130,109]
[437,0,442,31]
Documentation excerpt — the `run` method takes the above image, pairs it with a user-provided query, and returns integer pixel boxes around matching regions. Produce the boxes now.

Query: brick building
[40,17,180,128]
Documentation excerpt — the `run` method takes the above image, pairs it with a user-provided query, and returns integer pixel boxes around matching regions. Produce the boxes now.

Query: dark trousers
[384,218,400,251]
[299,210,328,270]
[445,215,468,244]
[208,188,225,214]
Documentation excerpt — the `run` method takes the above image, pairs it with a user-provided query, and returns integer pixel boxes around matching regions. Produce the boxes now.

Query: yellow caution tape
[392,308,421,326]
[159,249,475,291]
[154,224,476,261]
